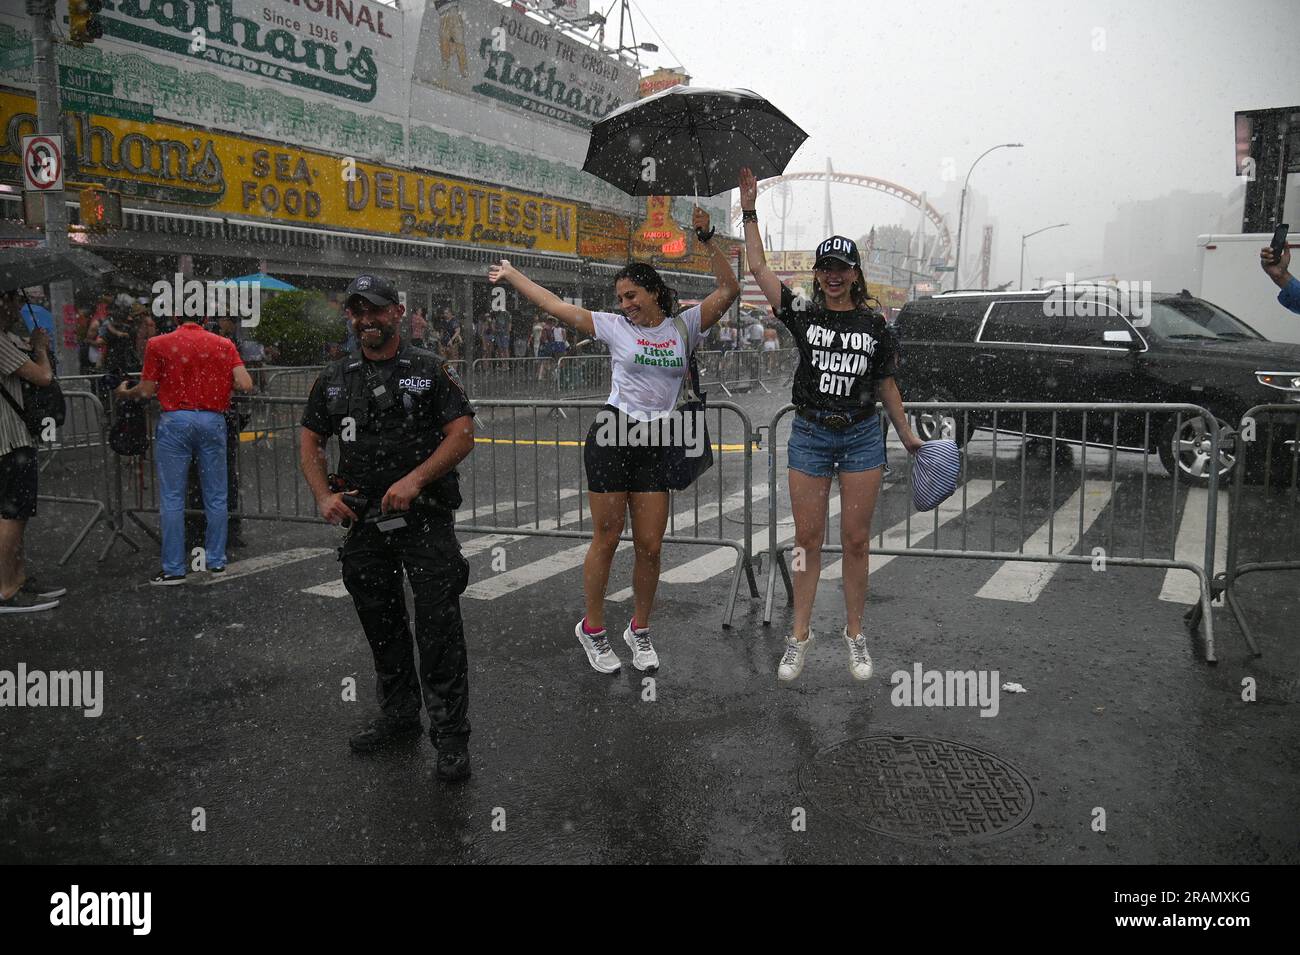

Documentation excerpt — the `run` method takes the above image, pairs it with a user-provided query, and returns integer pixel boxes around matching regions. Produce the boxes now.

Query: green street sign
[60,66,115,96]
[0,46,32,71]
[60,89,154,123]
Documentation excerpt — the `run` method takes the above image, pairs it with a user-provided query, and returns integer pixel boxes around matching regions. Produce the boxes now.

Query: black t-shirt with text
[778,284,897,414]
[301,349,474,508]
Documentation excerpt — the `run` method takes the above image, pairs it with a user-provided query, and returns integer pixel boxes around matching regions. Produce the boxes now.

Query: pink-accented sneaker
[575,618,621,674]
[622,620,659,671]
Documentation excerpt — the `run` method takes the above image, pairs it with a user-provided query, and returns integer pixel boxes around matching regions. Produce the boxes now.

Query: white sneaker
[843,627,873,681]
[575,619,621,674]
[778,631,814,682]
[622,622,659,671]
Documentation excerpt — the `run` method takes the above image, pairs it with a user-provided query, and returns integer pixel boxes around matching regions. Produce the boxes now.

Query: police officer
[299,274,476,782]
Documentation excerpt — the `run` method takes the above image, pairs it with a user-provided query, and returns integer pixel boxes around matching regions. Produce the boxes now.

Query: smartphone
[1271,223,1289,260]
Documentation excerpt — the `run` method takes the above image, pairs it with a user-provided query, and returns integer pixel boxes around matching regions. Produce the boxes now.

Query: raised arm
[488,260,595,337]
[693,206,741,332]
[739,167,782,310]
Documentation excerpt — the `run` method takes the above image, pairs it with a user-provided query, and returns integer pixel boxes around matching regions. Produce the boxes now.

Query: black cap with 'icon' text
[814,235,861,271]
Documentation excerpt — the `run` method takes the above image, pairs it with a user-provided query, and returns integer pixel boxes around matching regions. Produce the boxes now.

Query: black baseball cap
[345,274,400,307]
[814,235,861,271]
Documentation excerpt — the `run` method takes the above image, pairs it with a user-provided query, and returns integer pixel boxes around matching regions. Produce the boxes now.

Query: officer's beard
[357,320,396,349]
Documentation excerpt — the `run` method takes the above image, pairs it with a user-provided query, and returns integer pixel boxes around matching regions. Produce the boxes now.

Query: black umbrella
[0,247,115,291]
[582,85,807,198]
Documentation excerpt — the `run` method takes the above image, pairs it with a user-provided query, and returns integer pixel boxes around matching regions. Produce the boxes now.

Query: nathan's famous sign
[96,0,399,104]
[412,0,637,130]
[0,91,575,254]
[577,200,740,274]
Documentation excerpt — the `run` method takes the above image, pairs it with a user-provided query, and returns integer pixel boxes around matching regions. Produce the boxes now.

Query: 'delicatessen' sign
[0,90,576,254]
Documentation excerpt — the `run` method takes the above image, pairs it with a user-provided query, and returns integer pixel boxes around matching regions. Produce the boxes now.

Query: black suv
[896,287,1300,484]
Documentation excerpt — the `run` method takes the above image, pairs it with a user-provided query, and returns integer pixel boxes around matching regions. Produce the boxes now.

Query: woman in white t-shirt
[488,207,738,674]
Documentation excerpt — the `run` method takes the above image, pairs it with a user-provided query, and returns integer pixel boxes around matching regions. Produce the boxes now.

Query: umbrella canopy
[582,86,807,197]
[0,247,115,291]
[20,303,54,340]
[225,272,297,291]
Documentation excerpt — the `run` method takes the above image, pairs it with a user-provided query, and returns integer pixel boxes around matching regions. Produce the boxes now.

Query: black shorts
[583,406,674,493]
[0,446,38,520]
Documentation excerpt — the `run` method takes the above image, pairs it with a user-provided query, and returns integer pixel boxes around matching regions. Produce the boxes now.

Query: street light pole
[953,142,1023,291]
[28,0,75,371]
[1019,222,1069,290]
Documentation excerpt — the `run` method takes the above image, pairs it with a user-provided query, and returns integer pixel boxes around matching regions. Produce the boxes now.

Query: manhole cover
[798,735,1034,843]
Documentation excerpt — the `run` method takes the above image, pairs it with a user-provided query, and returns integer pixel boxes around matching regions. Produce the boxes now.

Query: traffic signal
[79,186,121,232]
[68,0,104,47]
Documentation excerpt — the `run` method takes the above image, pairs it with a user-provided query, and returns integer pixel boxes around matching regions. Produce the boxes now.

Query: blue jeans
[156,410,228,576]
[787,412,887,477]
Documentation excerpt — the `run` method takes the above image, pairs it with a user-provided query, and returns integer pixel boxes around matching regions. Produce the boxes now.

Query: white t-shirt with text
[591,305,703,421]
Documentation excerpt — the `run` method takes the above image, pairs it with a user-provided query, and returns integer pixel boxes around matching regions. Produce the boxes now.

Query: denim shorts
[787,412,886,477]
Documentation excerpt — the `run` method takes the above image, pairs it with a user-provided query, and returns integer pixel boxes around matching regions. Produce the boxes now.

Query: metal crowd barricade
[718,348,772,396]
[553,354,612,401]
[1221,403,1300,654]
[259,365,325,398]
[101,393,762,627]
[33,390,135,564]
[762,347,800,385]
[762,401,1225,661]
[471,357,560,400]
[694,349,727,391]
[114,396,326,535]
[458,398,760,628]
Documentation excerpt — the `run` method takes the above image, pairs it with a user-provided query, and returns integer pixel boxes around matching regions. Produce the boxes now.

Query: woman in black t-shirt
[740,167,925,685]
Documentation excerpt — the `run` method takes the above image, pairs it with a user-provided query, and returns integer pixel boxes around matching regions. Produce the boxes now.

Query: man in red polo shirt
[117,318,254,584]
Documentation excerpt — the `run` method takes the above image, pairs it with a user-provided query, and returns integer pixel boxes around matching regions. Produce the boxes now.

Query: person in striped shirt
[0,290,66,614]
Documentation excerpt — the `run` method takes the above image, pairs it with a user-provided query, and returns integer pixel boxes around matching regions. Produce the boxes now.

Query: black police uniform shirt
[301,346,474,510]
[777,283,898,414]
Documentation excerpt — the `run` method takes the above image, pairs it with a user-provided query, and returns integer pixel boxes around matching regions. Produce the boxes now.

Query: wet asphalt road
[2,391,1297,864]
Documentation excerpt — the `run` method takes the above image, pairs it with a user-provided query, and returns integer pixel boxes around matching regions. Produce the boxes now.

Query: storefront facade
[0,0,730,340]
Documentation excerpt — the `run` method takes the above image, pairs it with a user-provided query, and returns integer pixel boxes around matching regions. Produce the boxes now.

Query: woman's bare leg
[788,469,832,640]
[583,491,627,630]
[837,467,884,637]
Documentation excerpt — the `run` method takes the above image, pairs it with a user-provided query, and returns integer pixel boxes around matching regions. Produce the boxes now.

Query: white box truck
[1195,232,1299,343]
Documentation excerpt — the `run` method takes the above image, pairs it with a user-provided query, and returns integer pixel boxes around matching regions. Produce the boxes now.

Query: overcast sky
[619,0,1300,284]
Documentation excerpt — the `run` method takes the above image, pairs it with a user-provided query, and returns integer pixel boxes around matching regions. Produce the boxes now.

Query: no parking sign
[21,135,63,191]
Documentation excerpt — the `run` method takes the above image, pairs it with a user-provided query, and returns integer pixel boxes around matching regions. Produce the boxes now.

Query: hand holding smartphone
[1270,223,1289,262]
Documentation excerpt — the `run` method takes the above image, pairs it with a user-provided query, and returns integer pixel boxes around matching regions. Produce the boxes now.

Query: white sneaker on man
[843,627,873,681]
[778,631,814,682]
[575,618,621,674]
[622,621,659,671]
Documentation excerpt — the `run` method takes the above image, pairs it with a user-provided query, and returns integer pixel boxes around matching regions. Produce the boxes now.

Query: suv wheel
[1158,414,1237,485]
[911,392,970,447]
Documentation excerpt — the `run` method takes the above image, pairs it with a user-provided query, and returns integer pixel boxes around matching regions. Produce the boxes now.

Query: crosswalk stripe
[301,490,582,598]
[302,580,349,598]
[460,499,590,559]
[1159,487,1229,604]
[608,483,822,601]
[475,482,770,602]
[455,490,577,523]
[974,483,1114,602]
[822,480,1004,580]
[198,547,335,585]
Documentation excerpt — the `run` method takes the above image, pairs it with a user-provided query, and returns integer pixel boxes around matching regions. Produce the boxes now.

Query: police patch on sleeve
[442,362,465,393]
